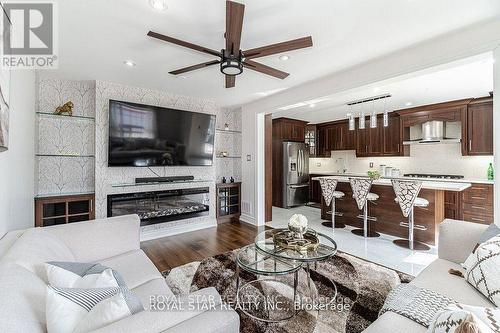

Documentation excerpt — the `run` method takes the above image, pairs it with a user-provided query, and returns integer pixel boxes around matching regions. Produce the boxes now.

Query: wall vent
[241,200,252,215]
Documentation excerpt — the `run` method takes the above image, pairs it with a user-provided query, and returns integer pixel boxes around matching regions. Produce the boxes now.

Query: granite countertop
[311,173,472,192]
[310,171,494,185]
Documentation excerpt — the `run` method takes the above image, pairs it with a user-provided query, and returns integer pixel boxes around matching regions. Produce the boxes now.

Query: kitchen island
[312,174,472,245]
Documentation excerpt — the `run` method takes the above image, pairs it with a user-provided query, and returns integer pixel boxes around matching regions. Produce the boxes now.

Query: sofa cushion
[411,259,493,307]
[0,228,75,280]
[462,235,500,306]
[45,262,125,288]
[99,250,162,289]
[46,286,144,333]
[362,311,426,333]
[131,278,175,309]
[0,262,47,333]
[427,304,499,333]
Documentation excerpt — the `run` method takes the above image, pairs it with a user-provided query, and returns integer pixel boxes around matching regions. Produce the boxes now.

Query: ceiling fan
[147,0,313,88]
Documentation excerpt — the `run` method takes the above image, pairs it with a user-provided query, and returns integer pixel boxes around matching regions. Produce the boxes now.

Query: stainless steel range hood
[403,120,461,145]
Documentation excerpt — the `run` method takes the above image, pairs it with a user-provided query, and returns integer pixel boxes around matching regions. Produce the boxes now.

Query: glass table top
[254,228,338,262]
[236,245,302,275]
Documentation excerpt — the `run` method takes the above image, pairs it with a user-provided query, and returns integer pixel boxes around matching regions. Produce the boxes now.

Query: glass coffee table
[235,228,338,322]
[254,229,338,291]
[236,245,303,322]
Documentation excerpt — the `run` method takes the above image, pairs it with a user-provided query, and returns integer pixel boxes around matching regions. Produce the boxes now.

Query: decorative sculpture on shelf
[54,101,74,116]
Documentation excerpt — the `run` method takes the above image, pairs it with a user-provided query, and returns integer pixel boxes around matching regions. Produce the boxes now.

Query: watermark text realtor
[1,1,58,69]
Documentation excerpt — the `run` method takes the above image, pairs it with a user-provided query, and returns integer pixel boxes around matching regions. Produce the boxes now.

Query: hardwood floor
[141,221,265,272]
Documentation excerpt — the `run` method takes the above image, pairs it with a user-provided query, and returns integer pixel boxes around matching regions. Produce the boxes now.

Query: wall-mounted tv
[108,100,216,167]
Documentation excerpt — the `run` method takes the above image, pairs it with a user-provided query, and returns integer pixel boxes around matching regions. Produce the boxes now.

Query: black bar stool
[391,179,430,251]
[350,177,380,238]
[318,177,345,230]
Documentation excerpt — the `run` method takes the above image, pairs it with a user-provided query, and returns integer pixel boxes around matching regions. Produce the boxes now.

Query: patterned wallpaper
[36,77,242,236]
[36,78,96,196]
[94,81,242,235]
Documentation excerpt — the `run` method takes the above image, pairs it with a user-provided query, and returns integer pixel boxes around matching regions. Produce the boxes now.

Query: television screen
[108,100,216,167]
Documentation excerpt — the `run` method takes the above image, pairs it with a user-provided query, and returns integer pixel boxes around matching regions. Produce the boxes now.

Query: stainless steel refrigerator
[282,141,310,208]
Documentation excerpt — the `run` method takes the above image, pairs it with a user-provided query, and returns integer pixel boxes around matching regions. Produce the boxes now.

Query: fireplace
[107,187,210,226]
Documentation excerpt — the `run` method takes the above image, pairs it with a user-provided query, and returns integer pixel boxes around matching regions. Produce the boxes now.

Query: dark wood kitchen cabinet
[273,117,308,142]
[382,114,402,155]
[305,125,317,156]
[316,120,355,157]
[309,175,322,204]
[465,97,493,156]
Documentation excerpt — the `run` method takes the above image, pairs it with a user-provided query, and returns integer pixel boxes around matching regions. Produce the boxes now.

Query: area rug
[162,249,413,333]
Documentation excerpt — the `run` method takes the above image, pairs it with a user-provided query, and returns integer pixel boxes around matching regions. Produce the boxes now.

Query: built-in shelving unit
[111,179,213,188]
[215,128,242,134]
[36,112,95,120]
[36,154,95,158]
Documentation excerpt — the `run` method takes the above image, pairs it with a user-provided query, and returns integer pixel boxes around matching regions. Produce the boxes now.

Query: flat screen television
[108,100,216,167]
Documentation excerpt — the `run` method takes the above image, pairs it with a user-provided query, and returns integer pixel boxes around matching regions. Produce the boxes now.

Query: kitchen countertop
[311,173,472,192]
[310,171,494,185]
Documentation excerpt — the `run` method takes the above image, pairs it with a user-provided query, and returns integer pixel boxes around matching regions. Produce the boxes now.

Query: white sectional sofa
[363,219,494,332]
[0,214,240,333]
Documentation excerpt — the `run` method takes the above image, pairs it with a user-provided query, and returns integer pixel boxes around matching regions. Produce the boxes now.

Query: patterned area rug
[162,249,412,333]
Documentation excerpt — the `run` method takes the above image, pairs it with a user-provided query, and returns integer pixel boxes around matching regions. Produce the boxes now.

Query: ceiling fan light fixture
[220,59,243,76]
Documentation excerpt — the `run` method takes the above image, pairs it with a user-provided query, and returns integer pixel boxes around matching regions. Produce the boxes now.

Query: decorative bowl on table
[288,214,308,238]
[272,228,320,253]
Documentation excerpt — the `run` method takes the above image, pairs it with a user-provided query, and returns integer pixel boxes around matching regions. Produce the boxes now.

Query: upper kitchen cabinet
[382,113,402,156]
[355,113,403,157]
[316,120,355,157]
[272,117,308,142]
[305,124,317,156]
[465,97,493,156]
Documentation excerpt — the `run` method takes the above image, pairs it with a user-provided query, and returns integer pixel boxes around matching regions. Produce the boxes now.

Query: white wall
[0,70,36,235]
[311,144,493,180]
[494,46,500,225]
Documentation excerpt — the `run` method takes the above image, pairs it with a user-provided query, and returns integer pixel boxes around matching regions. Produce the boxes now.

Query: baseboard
[239,213,256,226]
[140,219,217,241]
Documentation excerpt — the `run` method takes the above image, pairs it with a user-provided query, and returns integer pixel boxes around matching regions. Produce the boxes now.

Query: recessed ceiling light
[405,102,413,106]
[150,0,168,11]
[124,60,136,67]
[309,103,316,108]
[279,55,290,61]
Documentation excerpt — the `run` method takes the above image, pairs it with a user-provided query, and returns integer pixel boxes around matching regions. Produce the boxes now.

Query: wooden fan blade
[147,31,221,58]
[225,75,235,88]
[169,60,220,75]
[242,60,289,79]
[243,36,313,59]
[225,1,245,56]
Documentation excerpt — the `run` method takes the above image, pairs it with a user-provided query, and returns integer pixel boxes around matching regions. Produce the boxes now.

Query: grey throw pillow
[472,224,500,253]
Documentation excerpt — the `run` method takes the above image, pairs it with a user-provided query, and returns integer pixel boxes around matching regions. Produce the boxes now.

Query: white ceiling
[273,53,494,123]
[42,0,500,107]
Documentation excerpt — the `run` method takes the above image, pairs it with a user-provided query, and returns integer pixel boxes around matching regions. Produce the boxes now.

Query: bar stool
[391,179,430,251]
[350,178,380,238]
[318,177,345,229]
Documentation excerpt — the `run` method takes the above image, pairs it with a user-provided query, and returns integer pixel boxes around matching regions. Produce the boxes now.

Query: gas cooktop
[404,173,465,180]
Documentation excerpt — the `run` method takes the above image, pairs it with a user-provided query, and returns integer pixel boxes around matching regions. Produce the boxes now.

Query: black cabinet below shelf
[216,182,241,224]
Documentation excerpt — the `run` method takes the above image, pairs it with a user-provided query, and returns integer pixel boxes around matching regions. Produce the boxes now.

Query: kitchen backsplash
[310,143,493,180]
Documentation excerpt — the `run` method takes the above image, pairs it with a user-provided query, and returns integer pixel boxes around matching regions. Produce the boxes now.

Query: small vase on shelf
[487,163,494,181]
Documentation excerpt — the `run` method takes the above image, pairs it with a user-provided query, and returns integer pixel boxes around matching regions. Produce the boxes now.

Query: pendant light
[348,105,355,131]
[370,100,377,128]
[359,105,365,130]
[383,98,389,127]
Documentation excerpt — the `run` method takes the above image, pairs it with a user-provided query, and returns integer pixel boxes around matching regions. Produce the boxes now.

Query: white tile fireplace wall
[310,144,493,179]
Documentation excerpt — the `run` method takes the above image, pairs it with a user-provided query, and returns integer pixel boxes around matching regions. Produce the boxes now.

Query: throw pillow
[45,261,124,288]
[427,304,499,333]
[462,235,500,306]
[472,223,500,253]
[46,286,144,333]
